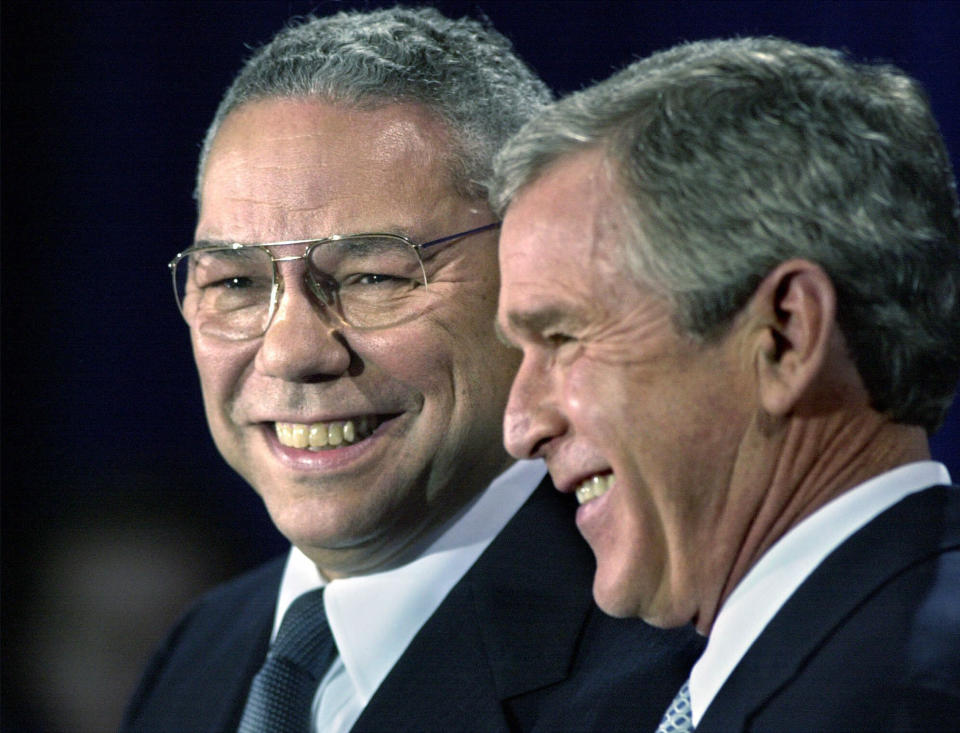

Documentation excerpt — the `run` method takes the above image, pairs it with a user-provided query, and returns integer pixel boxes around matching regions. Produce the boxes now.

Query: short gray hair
[491,37,960,433]
[196,5,551,201]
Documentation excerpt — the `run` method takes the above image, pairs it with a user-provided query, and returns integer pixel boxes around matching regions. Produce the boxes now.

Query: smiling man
[121,8,701,733]
[492,37,960,731]
[190,98,511,580]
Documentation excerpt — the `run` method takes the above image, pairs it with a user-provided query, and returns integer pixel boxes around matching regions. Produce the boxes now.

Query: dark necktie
[237,588,336,733]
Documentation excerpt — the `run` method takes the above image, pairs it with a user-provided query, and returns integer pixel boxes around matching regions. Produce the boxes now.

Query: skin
[193,97,518,579]
[496,149,930,633]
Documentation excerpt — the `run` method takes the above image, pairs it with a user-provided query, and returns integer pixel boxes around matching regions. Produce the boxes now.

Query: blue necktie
[655,680,694,733]
[237,588,336,733]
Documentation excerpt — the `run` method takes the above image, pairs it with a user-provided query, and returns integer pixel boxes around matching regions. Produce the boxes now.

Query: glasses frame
[169,221,500,337]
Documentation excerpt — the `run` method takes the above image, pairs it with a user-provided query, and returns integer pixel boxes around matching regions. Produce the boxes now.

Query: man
[493,37,960,731]
[122,8,701,733]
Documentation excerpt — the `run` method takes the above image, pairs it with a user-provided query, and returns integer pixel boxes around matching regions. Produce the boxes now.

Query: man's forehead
[500,158,627,280]
[197,97,471,242]
[205,98,454,186]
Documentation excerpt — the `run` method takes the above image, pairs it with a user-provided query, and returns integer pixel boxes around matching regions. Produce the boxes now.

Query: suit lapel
[698,485,960,731]
[121,556,282,733]
[199,593,274,732]
[470,478,597,700]
[185,558,282,732]
[353,477,595,731]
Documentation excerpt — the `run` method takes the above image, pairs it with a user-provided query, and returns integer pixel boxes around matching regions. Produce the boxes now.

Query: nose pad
[301,269,352,328]
[305,270,338,307]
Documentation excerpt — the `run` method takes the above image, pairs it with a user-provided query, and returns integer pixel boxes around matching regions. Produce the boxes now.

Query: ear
[749,259,837,417]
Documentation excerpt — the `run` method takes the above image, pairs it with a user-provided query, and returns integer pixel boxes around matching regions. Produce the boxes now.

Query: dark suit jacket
[122,478,703,732]
[698,485,960,732]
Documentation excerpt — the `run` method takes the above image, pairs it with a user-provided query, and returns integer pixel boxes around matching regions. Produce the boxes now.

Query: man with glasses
[121,8,701,733]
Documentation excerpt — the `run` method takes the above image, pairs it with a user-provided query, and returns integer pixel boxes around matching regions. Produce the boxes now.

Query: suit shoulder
[151,554,285,662]
[190,554,287,613]
[120,555,286,732]
[704,486,960,731]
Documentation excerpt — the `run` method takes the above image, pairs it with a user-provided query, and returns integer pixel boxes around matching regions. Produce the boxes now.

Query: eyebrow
[508,306,573,333]
[193,226,420,250]
[497,305,577,346]
[193,238,242,248]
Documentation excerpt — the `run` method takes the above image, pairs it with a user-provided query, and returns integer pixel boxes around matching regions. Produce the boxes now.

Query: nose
[254,264,352,381]
[503,353,567,460]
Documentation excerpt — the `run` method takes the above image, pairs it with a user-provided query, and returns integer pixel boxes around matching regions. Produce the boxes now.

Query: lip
[261,413,402,472]
[551,466,613,495]
[255,409,393,424]
[549,466,615,534]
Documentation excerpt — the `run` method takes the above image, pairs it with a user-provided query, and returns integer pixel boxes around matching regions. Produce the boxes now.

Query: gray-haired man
[494,37,960,731]
[121,7,701,732]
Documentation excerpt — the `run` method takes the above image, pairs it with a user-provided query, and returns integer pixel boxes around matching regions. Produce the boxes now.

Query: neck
[307,452,517,580]
[695,408,929,634]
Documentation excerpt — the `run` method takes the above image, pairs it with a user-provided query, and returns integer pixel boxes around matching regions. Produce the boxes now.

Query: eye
[213,276,255,290]
[352,273,406,286]
[544,332,578,349]
[191,249,271,292]
[198,274,272,295]
[317,236,426,292]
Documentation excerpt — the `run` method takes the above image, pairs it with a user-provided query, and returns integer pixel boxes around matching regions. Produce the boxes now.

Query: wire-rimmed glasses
[169,222,499,340]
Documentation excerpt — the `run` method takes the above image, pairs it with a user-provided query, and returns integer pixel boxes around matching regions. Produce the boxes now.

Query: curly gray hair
[196,5,551,202]
[491,37,960,432]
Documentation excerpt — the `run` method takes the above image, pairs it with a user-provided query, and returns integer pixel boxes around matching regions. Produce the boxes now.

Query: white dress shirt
[271,459,546,733]
[689,461,952,726]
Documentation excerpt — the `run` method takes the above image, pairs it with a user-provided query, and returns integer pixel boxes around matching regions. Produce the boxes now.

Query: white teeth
[275,418,374,450]
[574,474,614,505]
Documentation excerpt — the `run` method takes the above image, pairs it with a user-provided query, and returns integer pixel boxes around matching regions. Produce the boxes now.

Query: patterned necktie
[237,588,336,733]
[655,680,694,733]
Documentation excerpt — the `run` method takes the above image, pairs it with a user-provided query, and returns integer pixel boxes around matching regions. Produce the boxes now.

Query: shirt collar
[275,459,546,703]
[690,460,951,725]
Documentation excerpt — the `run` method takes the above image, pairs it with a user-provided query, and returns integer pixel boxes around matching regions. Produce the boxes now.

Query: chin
[591,559,676,624]
[265,494,356,544]
[591,572,641,619]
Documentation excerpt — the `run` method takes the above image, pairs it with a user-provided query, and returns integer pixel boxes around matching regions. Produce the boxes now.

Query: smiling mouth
[574,473,614,505]
[275,416,381,450]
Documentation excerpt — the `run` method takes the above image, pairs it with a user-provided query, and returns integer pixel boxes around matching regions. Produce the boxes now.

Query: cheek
[191,335,256,416]
[450,334,519,435]
[564,360,635,440]
[358,323,462,434]
[364,330,444,389]
[423,293,518,400]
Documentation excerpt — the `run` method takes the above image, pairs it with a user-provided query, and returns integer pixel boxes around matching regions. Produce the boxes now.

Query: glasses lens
[308,235,428,328]
[174,246,274,339]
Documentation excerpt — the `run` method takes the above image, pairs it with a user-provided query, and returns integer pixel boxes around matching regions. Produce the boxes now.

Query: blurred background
[2,1,958,730]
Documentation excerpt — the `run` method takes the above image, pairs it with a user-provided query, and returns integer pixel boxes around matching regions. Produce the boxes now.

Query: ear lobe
[751,259,837,417]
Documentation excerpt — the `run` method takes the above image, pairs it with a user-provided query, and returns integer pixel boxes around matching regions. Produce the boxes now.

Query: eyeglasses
[169,222,499,340]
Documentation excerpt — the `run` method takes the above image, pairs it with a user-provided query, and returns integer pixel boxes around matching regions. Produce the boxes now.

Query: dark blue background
[2,2,958,729]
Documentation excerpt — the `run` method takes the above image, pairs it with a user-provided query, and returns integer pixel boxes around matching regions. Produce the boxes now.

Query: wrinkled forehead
[500,150,628,270]
[196,98,472,242]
